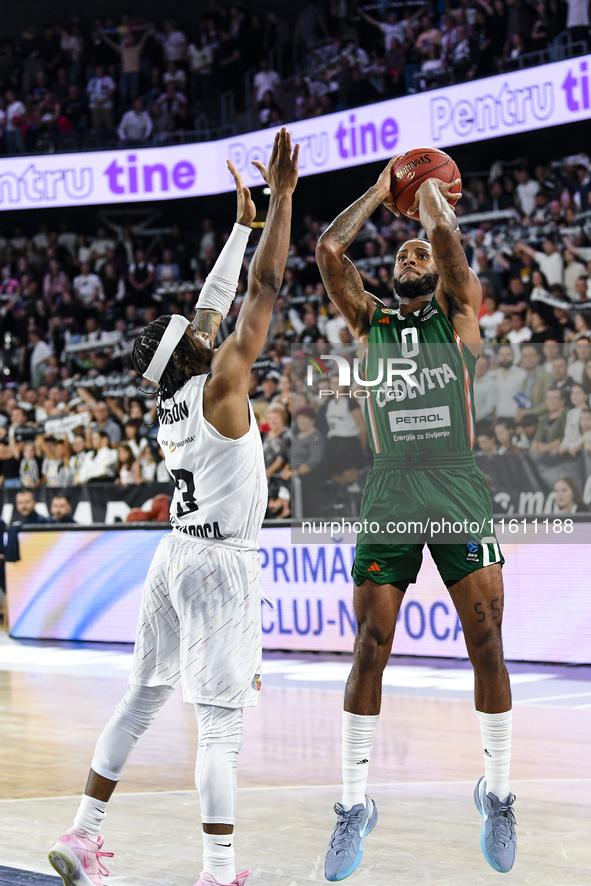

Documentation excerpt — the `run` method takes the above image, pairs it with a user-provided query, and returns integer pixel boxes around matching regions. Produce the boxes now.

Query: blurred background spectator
[0,2,584,153]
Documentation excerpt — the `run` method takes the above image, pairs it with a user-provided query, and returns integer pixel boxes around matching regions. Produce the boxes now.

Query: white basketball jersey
[157,374,267,546]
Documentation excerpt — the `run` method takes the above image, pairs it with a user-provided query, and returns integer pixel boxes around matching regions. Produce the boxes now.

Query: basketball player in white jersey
[48,128,299,886]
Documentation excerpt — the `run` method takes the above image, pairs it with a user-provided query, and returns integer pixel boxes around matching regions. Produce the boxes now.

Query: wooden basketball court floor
[1,632,590,886]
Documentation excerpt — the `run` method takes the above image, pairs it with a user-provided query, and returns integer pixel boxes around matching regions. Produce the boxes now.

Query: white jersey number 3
[171,468,199,517]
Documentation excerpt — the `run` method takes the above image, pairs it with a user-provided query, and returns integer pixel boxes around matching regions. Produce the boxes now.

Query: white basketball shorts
[130,532,262,708]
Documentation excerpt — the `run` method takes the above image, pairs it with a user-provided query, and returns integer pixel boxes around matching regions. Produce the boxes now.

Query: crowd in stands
[1,150,591,518]
[0,0,588,152]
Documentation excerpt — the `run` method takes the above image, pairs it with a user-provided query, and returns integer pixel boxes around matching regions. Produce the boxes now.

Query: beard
[393,270,439,302]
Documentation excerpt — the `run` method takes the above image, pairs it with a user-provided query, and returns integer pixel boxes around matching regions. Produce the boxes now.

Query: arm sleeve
[195,223,251,319]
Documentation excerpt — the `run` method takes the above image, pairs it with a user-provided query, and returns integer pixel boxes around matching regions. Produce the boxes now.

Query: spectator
[560,387,591,454]
[283,405,325,516]
[493,418,520,453]
[5,89,26,154]
[116,443,140,485]
[553,476,585,514]
[491,344,527,419]
[40,435,73,486]
[86,65,116,132]
[101,27,150,108]
[74,261,104,307]
[514,411,540,450]
[551,355,575,405]
[262,404,291,480]
[0,426,21,488]
[479,294,505,341]
[582,357,591,395]
[514,167,540,216]
[122,420,143,458]
[474,354,497,422]
[69,433,89,482]
[118,97,153,145]
[253,58,281,103]
[530,387,569,452]
[507,311,531,355]
[569,337,591,382]
[322,376,366,489]
[29,328,52,389]
[563,248,588,300]
[516,238,564,287]
[160,19,187,64]
[128,249,155,305]
[519,343,553,413]
[11,490,50,525]
[50,494,77,523]
[19,441,43,489]
[155,249,181,286]
[258,89,283,127]
[163,61,187,92]
[77,431,118,483]
[83,397,122,445]
[138,443,166,482]
[476,423,498,453]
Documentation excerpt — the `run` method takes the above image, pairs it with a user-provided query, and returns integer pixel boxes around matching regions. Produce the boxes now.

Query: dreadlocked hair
[132,315,195,403]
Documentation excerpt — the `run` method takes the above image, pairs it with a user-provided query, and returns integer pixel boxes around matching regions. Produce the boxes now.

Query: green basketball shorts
[352,451,504,588]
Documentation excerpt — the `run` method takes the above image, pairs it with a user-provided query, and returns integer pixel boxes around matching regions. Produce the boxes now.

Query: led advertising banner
[6,527,591,663]
[1,56,589,211]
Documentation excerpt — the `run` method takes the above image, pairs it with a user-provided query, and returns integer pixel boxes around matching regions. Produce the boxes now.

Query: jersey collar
[395,297,436,321]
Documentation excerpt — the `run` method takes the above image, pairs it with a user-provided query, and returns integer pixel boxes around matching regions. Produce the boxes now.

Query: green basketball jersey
[361,299,477,455]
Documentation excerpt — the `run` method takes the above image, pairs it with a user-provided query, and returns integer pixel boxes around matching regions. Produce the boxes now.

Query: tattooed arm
[191,307,224,340]
[411,178,482,351]
[316,158,397,342]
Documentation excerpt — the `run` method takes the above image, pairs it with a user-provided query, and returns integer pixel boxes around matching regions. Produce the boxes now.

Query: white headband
[143,315,190,383]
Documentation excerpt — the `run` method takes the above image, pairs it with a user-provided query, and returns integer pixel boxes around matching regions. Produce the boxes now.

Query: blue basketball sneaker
[324,796,378,881]
[474,777,517,873]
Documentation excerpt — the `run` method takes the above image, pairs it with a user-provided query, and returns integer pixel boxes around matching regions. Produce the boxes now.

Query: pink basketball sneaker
[194,872,250,886]
[48,828,114,886]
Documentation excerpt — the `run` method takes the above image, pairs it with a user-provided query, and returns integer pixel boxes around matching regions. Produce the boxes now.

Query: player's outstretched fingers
[278,127,289,160]
[227,159,245,190]
[251,160,269,182]
[269,129,280,166]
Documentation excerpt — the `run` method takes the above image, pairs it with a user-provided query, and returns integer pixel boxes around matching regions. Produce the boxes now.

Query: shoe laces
[488,794,517,845]
[96,850,114,878]
[329,803,364,854]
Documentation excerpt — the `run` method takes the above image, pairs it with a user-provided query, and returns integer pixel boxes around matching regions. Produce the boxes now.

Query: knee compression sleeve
[195,704,244,825]
[91,684,173,781]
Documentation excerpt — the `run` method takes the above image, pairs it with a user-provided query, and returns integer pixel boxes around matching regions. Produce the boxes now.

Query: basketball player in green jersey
[316,159,516,879]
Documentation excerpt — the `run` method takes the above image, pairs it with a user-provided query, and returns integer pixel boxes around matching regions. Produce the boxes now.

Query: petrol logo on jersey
[389,405,451,429]
[252,673,262,691]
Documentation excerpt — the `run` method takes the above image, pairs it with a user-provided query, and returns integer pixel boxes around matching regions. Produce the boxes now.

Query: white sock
[341,711,379,810]
[476,710,512,801]
[73,795,108,841]
[202,831,235,884]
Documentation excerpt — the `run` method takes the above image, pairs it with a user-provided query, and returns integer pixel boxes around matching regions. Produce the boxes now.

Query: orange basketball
[390,147,461,219]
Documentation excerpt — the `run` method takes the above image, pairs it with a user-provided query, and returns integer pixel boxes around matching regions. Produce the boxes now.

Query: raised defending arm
[316,159,397,341]
[211,128,298,387]
[192,161,256,341]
